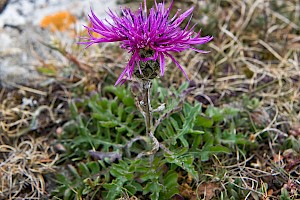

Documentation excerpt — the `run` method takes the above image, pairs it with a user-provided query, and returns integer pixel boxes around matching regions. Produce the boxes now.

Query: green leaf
[198,145,231,161]
[221,132,252,145]
[191,135,201,150]
[140,169,159,182]
[162,170,179,199]
[36,66,57,76]
[172,147,189,156]
[69,101,78,117]
[206,145,231,153]
[166,122,176,140]
[116,126,127,133]
[203,132,214,146]
[280,188,291,200]
[205,106,239,123]
[223,107,239,116]
[143,181,163,200]
[164,153,199,181]
[124,181,143,194]
[195,115,214,128]
[68,165,81,179]
[123,96,135,107]
[103,177,127,200]
[178,136,189,147]
[99,121,118,128]
[64,188,73,200]
[78,163,90,176]
[173,103,201,147]
[188,129,205,135]
[205,106,224,122]
[86,161,100,175]
[199,151,210,162]
[123,184,137,195]
[169,117,180,130]
[56,174,67,183]
[125,112,135,123]
[164,171,178,188]
[110,161,134,180]
[103,85,135,106]
[178,81,189,93]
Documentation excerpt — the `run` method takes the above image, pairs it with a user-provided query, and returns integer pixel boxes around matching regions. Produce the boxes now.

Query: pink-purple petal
[80,0,212,85]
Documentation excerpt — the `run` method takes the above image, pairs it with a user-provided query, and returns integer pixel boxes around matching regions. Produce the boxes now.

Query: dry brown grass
[175,0,300,198]
[165,0,300,133]
[0,135,58,199]
[0,84,68,199]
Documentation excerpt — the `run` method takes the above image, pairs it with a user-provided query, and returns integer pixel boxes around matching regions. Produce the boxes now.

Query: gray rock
[0,0,118,87]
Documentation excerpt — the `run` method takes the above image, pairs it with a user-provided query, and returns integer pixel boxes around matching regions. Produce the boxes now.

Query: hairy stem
[137,80,159,158]
[143,80,152,132]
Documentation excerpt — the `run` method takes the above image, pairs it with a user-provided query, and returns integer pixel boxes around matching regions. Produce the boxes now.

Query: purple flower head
[80,0,213,85]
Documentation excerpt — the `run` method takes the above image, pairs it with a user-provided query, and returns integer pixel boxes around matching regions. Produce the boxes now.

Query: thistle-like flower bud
[134,48,159,80]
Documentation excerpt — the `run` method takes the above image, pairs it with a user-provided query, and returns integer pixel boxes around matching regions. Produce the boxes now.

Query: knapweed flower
[80,0,213,85]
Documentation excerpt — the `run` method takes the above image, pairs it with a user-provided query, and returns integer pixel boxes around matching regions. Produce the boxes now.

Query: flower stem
[137,80,159,158]
[143,80,152,132]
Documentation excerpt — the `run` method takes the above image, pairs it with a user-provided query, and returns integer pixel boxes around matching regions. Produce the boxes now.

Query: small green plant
[52,81,253,199]
[280,188,292,200]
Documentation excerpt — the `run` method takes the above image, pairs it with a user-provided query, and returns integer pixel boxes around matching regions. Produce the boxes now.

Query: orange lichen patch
[40,11,76,32]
